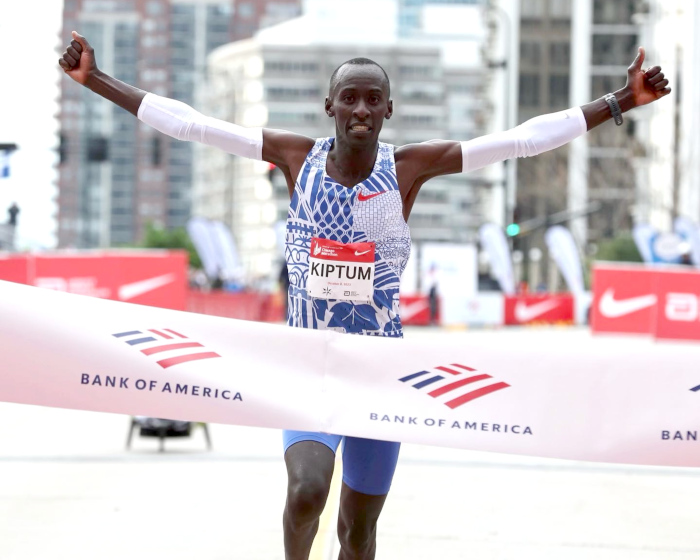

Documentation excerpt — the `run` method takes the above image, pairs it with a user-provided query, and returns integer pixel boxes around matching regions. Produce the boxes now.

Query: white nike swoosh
[401,300,430,321]
[514,300,560,322]
[355,250,371,256]
[118,274,177,301]
[598,288,657,318]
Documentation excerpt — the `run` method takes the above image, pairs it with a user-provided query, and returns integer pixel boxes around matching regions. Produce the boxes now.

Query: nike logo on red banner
[514,300,560,322]
[358,191,387,202]
[118,274,177,301]
[599,289,657,318]
[401,300,430,321]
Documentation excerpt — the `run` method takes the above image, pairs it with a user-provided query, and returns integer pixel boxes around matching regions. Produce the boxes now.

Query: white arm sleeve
[137,92,263,160]
[461,106,586,173]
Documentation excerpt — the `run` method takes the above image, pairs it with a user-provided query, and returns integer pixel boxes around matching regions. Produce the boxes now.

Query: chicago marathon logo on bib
[308,237,375,302]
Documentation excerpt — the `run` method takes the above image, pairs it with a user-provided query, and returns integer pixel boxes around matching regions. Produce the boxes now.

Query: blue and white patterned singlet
[285,138,411,337]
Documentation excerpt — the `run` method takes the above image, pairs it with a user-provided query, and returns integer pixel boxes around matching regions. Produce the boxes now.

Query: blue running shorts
[283,430,401,496]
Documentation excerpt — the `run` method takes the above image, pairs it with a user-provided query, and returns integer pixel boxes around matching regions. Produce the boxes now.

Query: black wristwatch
[604,93,623,126]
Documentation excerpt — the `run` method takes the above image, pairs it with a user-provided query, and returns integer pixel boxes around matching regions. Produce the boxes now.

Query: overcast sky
[0,1,63,249]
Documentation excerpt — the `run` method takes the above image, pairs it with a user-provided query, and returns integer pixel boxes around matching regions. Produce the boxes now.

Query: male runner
[59,31,670,559]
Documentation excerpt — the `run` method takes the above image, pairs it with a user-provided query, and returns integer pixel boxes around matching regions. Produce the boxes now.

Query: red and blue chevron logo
[112,328,221,369]
[399,363,510,409]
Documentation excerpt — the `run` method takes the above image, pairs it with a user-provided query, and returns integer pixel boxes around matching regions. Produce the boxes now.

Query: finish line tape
[1,280,698,467]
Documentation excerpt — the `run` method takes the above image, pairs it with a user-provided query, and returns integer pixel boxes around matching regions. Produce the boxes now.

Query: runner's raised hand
[58,31,145,116]
[58,31,98,86]
[625,47,671,108]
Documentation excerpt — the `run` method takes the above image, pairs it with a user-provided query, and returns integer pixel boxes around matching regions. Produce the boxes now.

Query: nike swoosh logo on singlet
[358,191,387,202]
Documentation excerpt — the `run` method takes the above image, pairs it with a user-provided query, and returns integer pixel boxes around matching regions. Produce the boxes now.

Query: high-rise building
[479,1,643,281]
[585,0,641,241]
[57,0,301,249]
[513,0,572,251]
[509,0,641,246]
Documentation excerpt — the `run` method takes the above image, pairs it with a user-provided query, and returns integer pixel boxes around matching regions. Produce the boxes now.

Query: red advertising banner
[0,251,187,310]
[0,255,29,284]
[591,262,700,342]
[399,295,435,326]
[504,294,574,325]
[654,268,700,341]
[591,264,658,335]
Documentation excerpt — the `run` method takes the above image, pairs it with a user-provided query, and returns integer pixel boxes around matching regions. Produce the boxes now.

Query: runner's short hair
[329,58,391,97]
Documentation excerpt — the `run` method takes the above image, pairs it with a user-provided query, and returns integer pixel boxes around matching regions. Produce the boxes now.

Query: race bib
[308,237,375,302]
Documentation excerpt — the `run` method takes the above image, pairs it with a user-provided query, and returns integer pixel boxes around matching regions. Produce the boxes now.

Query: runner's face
[325,65,392,146]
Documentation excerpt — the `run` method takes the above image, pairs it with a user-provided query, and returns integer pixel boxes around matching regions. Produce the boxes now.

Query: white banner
[0,280,698,467]
[545,225,585,295]
[187,218,241,282]
[210,221,241,280]
[478,223,515,295]
[187,217,220,280]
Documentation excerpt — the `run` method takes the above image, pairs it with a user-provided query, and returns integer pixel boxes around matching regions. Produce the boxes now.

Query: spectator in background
[426,262,439,326]
[7,202,19,227]
[279,261,290,319]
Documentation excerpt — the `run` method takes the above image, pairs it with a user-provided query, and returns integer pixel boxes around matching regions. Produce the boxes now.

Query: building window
[549,75,570,107]
[520,41,541,66]
[399,65,437,78]
[550,0,572,19]
[266,86,321,100]
[265,60,319,73]
[593,0,637,24]
[591,75,626,100]
[550,43,570,66]
[592,34,638,66]
[521,0,546,19]
[519,74,541,107]
[268,112,318,124]
[401,114,439,126]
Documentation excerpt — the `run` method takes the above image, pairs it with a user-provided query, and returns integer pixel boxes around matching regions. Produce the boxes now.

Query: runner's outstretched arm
[59,31,146,116]
[58,31,312,186]
[396,47,671,189]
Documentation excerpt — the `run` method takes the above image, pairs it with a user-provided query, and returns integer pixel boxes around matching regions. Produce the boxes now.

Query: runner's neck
[326,138,378,188]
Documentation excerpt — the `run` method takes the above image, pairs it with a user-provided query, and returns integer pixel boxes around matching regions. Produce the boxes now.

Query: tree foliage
[141,222,202,269]
[594,234,642,263]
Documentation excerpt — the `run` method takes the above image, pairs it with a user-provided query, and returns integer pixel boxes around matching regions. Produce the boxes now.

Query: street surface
[0,326,698,559]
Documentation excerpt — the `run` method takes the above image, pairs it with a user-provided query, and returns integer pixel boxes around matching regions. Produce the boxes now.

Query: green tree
[141,222,202,269]
[595,234,642,263]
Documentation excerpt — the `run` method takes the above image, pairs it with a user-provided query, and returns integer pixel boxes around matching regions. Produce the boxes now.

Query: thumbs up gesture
[625,47,671,108]
[58,31,99,85]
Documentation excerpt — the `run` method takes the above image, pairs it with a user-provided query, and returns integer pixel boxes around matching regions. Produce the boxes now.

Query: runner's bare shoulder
[395,140,462,180]
[263,129,315,168]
